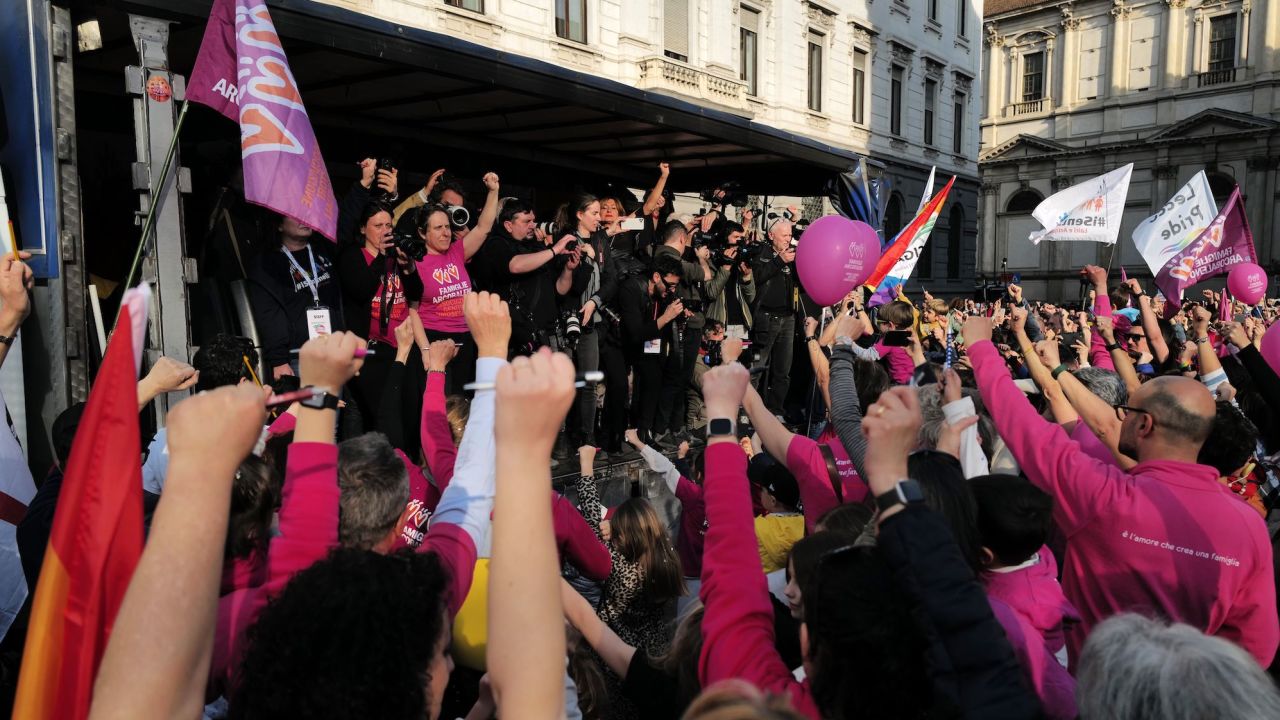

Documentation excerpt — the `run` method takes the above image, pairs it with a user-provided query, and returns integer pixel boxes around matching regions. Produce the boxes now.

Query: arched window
[947,204,964,278]
[1207,171,1236,205]
[884,193,905,244]
[1006,189,1042,213]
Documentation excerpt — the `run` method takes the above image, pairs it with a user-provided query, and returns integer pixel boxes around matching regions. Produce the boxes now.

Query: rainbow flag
[866,177,956,307]
[13,287,149,719]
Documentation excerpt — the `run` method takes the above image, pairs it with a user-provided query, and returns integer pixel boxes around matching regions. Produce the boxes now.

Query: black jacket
[247,241,344,367]
[750,244,797,313]
[334,243,423,341]
[617,275,663,356]
[878,505,1043,719]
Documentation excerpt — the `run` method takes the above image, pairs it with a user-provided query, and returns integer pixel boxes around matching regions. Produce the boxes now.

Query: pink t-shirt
[785,429,867,532]
[416,240,470,333]
[363,249,412,345]
[873,342,915,384]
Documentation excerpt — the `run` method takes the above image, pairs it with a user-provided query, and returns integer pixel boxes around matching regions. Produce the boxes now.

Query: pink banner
[188,0,337,241]
[1155,188,1255,308]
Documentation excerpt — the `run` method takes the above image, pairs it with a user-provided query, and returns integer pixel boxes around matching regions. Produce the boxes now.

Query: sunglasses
[1126,333,1147,341]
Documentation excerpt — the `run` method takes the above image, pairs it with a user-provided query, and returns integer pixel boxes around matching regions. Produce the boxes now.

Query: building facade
[980,0,1280,301]
[318,0,985,290]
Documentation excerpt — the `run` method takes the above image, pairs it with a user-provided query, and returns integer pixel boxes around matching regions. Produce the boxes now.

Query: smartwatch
[299,387,340,411]
[1105,342,1121,352]
[706,417,736,440]
[1051,363,1070,380]
[874,479,924,513]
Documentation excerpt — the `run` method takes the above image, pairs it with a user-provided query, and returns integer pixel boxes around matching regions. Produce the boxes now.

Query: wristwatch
[805,335,818,343]
[1105,341,1121,351]
[874,479,924,513]
[1051,363,1070,380]
[299,386,340,411]
[0,333,14,346]
[706,417,736,440]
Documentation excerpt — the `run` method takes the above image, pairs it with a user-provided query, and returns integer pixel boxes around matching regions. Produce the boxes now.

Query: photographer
[414,172,501,394]
[687,320,727,433]
[335,196,423,431]
[749,216,799,415]
[704,219,757,341]
[650,220,714,445]
[617,253,687,444]
[392,168,465,234]
[490,198,581,353]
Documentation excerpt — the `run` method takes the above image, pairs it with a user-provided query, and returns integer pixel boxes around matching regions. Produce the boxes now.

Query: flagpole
[114,99,191,333]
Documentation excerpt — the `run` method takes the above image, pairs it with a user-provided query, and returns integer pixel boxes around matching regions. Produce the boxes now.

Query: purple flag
[188,0,337,241]
[1155,187,1255,308]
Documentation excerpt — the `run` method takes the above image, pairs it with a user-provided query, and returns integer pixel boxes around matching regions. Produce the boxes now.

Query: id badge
[726,324,747,341]
[306,306,333,339]
[643,338,661,355]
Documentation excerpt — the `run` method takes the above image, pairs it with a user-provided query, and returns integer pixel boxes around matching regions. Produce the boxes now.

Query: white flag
[1130,170,1218,276]
[915,166,936,216]
[1028,164,1133,245]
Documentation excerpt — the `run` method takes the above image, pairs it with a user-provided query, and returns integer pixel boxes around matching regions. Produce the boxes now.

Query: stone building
[331,0,986,291]
[980,0,1280,301]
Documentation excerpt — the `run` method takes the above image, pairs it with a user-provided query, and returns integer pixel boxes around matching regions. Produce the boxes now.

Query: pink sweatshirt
[985,547,1080,720]
[220,549,267,597]
[212,442,342,691]
[552,492,612,581]
[873,342,915,384]
[421,371,457,489]
[699,442,820,719]
[674,476,707,577]
[786,430,866,532]
[1088,296,1116,371]
[971,340,1279,667]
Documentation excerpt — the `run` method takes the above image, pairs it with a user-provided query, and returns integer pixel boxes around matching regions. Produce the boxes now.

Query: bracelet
[1105,342,1121,351]
[805,336,818,343]
[1051,363,1069,380]
[1195,336,1210,345]
[0,334,13,346]
[1020,345,1035,357]
[426,368,446,375]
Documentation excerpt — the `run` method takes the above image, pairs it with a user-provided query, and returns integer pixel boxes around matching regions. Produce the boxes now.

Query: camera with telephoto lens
[445,205,470,230]
[391,230,427,262]
[700,181,748,209]
[596,301,621,327]
[559,310,582,350]
[536,221,559,237]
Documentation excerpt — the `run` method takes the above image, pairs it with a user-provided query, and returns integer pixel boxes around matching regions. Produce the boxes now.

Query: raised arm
[463,173,501,259]
[1127,278,1169,365]
[641,163,671,217]
[1011,306,1077,426]
[421,332,461,491]
[90,385,267,720]
[827,312,871,479]
[560,579,635,678]
[0,253,34,370]
[1096,315,1141,395]
[696,364,816,717]
[1034,340,1136,470]
[392,168,443,225]
[1188,306,1229,397]
[488,347,574,720]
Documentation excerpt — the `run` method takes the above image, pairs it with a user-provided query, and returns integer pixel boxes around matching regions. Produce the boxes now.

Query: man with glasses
[618,254,691,445]
[963,315,1277,670]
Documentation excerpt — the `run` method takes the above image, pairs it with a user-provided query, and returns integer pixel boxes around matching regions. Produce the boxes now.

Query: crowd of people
[2,155,1280,719]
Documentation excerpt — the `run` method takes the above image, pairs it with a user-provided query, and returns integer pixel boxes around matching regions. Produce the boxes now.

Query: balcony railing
[1012,98,1045,115]
[637,57,748,110]
[1197,67,1237,87]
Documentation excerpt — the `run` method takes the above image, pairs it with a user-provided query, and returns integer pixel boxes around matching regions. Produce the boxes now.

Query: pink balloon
[795,216,881,306]
[1227,263,1268,306]
[1261,323,1280,378]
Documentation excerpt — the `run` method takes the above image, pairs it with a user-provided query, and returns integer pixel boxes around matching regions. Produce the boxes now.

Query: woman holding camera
[414,171,501,394]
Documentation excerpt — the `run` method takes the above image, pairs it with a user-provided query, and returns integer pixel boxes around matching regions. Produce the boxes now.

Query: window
[923,78,936,146]
[807,32,824,112]
[555,0,586,43]
[918,229,934,279]
[444,0,483,11]
[740,6,759,96]
[1022,51,1045,101]
[947,205,964,278]
[1208,15,1236,72]
[884,193,905,244]
[890,67,904,136]
[929,0,939,23]
[957,0,967,37]
[852,49,868,124]
[1006,190,1042,213]
[953,93,965,154]
[665,0,690,61]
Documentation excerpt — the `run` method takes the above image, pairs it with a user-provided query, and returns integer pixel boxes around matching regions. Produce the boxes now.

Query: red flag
[13,288,149,719]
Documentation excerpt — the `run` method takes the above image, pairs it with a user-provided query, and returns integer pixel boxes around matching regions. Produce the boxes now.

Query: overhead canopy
[103,0,862,195]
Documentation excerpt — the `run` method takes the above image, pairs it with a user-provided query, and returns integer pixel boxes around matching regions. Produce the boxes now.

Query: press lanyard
[282,245,322,306]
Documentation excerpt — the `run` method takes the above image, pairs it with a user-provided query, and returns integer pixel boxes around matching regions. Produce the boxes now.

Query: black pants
[566,328,600,448]
[425,329,477,397]
[657,324,698,435]
[629,352,663,442]
[598,330,628,452]
[751,309,796,414]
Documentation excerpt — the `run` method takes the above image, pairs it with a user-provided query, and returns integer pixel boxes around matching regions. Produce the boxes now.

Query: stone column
[1108,0,1131,98]
[981,182,1000,275]
[1059,9,1081,108]
[1045,36,1057,106]
[984,24,1006,120]
[1161,0,1186,90]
